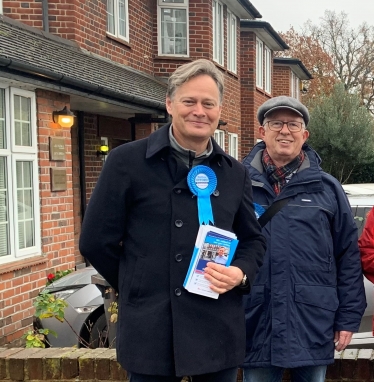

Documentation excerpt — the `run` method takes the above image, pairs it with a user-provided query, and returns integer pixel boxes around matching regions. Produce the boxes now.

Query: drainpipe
[42,0,49,32]
[77,111,89,267]
[78,111,87,220]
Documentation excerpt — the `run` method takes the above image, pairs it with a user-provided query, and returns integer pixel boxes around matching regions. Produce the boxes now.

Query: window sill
[213,61,225,72]
[0,255,48,275]
[154,56,191,61]
[106,33,131,49]
[227,70,238,79]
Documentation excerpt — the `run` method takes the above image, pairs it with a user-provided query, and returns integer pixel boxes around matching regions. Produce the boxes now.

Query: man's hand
[203,263,244,294]
[334,331,353,351]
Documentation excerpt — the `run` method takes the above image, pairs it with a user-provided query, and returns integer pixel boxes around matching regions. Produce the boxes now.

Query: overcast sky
[253,0,373,32]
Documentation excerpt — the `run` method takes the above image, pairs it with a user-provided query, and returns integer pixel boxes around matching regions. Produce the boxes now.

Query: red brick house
[0,0,310,345]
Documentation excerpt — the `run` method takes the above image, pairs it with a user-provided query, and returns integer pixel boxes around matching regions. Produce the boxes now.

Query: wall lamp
[53,106,75,128]
[97,145,109,158]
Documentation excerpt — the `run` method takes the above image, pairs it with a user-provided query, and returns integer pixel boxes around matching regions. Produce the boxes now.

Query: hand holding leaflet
[183,225,239,299]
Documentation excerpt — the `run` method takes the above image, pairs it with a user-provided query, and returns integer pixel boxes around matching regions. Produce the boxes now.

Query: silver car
[34,266,108,348]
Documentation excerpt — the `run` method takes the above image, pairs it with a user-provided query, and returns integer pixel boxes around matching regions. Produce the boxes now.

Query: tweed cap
[257,96,310,126]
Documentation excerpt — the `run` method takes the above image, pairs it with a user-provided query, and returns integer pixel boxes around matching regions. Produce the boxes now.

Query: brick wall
[273,66,291,97]
[3,0,155,74]
[0,347,372,382]
[0,90,76,346]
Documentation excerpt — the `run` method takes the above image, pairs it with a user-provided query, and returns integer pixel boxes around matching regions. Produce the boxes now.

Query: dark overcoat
[79,124,266,376]
[242,142,366,368]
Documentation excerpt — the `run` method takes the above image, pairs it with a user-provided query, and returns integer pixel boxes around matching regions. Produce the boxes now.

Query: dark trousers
[129,367,238,382]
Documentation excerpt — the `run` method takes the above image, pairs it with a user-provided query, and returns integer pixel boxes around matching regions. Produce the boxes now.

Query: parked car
[343,183,374,348]
[33,265,108,348]
[34,184,374,348]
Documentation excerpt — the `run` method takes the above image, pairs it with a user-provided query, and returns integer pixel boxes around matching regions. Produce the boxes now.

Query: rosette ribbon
[187,165,217,225]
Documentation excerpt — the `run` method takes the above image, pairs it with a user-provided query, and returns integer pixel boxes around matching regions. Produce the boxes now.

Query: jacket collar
[145,123,233,167]
[244,141,324,196]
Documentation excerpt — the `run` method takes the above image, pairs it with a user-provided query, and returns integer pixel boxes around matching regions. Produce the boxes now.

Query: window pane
[0,89,6,149]
[14,95,31,147]
[0,157,9,257]
[107,0,115,34]
[213,1,223,64]
[16,161,34,249]
[161,8,187,55]
[227,13,236,72]
[161,0,184,3]
[118,0,127,37]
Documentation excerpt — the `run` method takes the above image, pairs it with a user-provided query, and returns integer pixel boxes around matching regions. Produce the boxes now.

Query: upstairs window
[256,38,263,88]
[264,46,272,93]
[107,0,129,42]
[158,0,188,56]
[213,0,224,66]
[0,86,40,264]
[214,130,225,150]
[291,72,300,99]
[227,10,237,73]
[228,133,238,159]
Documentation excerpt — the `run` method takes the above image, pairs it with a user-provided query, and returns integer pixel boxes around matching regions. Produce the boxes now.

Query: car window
[351,205,372,237]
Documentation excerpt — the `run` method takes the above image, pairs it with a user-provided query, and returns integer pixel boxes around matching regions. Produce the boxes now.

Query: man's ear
[166,97,172,116]
[259,126,266,139]
[303,129,310,142]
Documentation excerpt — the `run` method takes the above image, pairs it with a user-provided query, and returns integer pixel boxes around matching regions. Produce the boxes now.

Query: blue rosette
[187,165,217,225]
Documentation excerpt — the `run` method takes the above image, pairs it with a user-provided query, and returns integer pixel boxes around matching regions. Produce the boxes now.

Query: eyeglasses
[264,120,304,132]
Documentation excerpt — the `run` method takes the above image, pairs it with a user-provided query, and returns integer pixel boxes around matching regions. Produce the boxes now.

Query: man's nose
[279,122,291,133]
[193,102,206,116]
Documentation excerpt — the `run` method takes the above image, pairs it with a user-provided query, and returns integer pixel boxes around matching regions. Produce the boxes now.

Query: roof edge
[274,57,313,80]
[237,0,262,18]
[0,56,166,110]
[240,20,289,50]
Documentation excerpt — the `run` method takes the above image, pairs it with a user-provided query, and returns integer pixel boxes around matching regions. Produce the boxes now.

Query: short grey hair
[166,59,224,104]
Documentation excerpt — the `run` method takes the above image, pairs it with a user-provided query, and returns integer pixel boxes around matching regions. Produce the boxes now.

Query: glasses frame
[264,120,304,132]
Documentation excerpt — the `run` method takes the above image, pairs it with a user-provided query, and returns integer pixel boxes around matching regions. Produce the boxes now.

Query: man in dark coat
[242,96,366,382]
[79,59,266,382]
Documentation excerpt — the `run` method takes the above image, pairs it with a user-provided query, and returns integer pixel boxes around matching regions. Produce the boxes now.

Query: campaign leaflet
[183,225,239,299]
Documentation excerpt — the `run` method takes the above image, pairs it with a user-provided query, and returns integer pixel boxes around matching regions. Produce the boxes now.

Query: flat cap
[257,96,310,126]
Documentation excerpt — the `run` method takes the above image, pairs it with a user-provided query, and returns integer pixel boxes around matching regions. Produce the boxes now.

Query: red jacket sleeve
[360,207,374,284]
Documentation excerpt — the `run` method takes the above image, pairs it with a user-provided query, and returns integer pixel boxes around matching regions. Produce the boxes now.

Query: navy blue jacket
[242,142,366,368]
[79,124,266,376]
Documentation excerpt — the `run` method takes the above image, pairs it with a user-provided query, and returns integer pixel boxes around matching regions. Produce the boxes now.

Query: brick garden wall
[0,347,372,382]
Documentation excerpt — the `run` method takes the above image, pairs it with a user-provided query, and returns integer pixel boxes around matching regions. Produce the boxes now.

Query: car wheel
[89,313,109,348]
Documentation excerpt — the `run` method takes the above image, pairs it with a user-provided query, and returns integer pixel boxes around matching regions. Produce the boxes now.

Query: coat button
[175,288,182,296]
[175,254,183,262]
[175,220,183,227]
[213,189,219,196]
[174,189,181,194]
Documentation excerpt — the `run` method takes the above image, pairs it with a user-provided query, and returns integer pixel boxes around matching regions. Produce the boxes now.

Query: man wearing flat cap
[241,96,366,382]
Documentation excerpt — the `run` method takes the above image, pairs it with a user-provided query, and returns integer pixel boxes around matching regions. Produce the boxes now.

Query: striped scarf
[262,149,305,195]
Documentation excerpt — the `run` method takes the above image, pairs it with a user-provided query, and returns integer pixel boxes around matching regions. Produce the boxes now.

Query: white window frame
[106,0,129,42]
[291,71,300,99]
[228,133,238,159]
[0,85,41,264]
[0,0,3,15]
[227,10,237,73]
[256,38,264,89]
[157,0,189,57]
[213,0,224,66]
[214,129,225,150]
[264,46,272,94]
